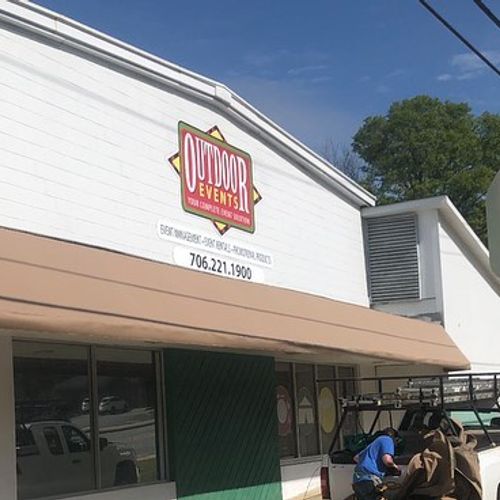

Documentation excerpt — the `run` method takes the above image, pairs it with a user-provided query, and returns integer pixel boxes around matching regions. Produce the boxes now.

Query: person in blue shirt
[352,427,400,499]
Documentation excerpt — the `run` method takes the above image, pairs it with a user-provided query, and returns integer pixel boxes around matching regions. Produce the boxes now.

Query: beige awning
[0,227,469,369]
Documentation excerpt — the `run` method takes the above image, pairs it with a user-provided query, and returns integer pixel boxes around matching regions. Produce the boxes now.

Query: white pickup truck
[320,373,500,500]
[17,420,139,499]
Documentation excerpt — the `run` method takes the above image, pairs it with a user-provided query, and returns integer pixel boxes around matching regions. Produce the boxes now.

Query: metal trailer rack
[317,372,500,456]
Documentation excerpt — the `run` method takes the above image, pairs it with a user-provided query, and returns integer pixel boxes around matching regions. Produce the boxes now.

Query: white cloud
[436,73,452,82]
[287,64,328,76]
[457,72,480,81]
[386,68,406,79]
[310,75,334,84]
[450,50,500,79]
[243,49,290,68]
[376,83,390,94]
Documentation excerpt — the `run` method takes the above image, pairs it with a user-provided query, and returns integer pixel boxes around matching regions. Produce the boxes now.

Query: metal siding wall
[0,23,368,307]
[439,222,500,371]
[164,350,282,499]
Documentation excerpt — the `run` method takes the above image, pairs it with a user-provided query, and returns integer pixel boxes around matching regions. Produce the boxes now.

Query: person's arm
[382,454,397,468]
[353,454,360,463]
[380,436,399,473]
[382,453,400,475]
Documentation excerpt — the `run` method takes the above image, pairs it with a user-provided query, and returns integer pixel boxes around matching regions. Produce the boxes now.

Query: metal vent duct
[366,213,420,303]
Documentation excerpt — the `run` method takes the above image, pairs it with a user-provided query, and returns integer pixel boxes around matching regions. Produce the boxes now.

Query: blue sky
[34,0,499,153]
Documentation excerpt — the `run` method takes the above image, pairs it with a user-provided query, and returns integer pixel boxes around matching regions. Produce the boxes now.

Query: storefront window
[337,366,358,442]
[13,341,165,499]
[14,342,93,499]
[317,366,337,454]
[295,364,319,457]
[275,362,355,460]
[96,348,159,485]
[275,362,297,458]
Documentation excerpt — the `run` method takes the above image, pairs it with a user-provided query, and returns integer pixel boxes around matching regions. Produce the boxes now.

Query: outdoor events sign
[169,122,262,235]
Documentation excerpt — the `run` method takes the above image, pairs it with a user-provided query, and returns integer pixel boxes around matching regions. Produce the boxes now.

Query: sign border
[177,121,257,234]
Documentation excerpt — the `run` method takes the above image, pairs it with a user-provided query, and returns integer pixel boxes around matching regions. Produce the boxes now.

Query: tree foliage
[352,95,500,244]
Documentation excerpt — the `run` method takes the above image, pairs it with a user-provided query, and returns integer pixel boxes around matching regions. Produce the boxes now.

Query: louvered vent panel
[366,213,420,303]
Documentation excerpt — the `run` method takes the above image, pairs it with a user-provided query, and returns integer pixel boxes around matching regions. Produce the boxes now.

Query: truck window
[62,425,90,453]
[43,426,64,455]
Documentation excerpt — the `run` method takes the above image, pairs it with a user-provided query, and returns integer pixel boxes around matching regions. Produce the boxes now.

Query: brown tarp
[386,424,482,500]
[0,227,470,367]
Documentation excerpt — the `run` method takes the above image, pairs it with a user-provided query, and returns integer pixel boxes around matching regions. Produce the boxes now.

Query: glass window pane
[14,342,93,500]
[275,362,297,458]
[337,366,357,442]
[317,366,338,454]
[295,364,319,457]
[96,348,158,486]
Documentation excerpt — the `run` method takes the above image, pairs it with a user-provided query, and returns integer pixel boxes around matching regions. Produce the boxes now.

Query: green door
[164,349,282,499]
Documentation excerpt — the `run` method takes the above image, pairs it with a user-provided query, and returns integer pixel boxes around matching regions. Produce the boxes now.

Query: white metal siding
[439,222,500,371]
[0,24,369,305]
[366,214,420,303]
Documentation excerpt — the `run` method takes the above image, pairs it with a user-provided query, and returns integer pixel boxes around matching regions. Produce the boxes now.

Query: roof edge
[0,0,375,207]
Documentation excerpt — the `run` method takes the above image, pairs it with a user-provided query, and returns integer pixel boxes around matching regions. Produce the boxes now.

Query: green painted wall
[164,349,282,500]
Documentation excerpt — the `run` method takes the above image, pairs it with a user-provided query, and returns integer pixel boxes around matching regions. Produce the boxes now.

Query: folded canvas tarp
[387,423,482,500]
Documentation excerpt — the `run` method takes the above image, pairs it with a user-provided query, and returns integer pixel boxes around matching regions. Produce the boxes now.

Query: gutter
[0,0,375,207]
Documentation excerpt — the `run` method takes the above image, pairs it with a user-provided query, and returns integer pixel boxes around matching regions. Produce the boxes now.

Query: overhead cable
[473,0,500,29]
[419,0,500,78]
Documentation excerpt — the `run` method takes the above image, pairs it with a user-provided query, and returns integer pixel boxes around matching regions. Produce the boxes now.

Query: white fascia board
[362,197,448,219]
[363,196,500,288]
[0,0,375,207]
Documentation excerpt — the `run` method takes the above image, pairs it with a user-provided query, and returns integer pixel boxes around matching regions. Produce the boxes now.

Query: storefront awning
[0,228,469,369]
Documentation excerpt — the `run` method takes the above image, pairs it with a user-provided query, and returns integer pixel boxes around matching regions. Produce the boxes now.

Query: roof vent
[366,213,420,303]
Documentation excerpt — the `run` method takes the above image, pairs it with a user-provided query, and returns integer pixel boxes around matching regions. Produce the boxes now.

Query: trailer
[320,373,500,499]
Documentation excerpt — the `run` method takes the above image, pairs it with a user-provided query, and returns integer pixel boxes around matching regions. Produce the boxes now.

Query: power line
[419,0,500,78]
[473,0,500,29]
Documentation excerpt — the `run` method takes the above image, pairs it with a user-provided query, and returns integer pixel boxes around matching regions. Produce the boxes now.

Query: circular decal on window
[297,387,316,437]
[319,387,336,434]
[276,385,293,437]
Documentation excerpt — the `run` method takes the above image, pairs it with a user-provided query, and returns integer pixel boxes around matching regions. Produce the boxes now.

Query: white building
[363,196,500,373]
[0,2,472,500]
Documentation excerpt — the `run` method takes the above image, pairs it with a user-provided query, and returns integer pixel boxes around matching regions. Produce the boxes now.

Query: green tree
[352,95,500,244]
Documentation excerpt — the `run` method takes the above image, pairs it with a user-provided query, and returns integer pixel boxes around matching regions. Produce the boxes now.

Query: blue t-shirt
[353,435,395,483]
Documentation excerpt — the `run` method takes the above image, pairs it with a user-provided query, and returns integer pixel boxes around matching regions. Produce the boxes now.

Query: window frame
[13,339,171,500]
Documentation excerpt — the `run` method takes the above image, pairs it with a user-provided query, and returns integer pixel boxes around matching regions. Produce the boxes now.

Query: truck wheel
[114,461,138,486]
[497,484,500,500]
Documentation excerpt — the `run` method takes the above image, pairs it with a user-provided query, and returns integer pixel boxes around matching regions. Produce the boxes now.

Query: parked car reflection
[99,396,128,415]
[16,420,139,499]
[81,397,89,414]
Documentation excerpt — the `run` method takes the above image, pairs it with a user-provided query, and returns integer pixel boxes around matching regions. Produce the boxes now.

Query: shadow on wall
[164,350,283,499]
